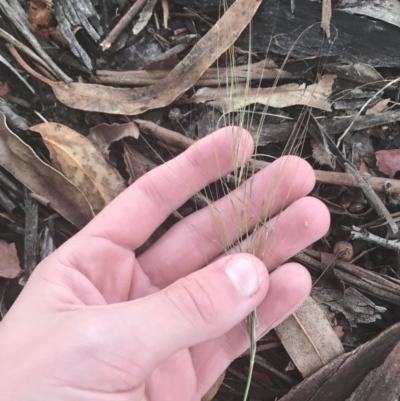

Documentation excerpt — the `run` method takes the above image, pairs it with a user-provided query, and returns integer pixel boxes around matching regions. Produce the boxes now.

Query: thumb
[104,254,269,383]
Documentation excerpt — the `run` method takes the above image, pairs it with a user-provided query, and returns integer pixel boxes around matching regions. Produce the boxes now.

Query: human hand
[0,127,330,401]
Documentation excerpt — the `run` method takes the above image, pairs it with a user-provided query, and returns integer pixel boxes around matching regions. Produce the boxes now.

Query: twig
[100,0,149,50]
[344,162,398,234]
[7,45,57,87]
[296,250,400,305]
[250,160,400,195]
[134,119,195,150]
[351,226,400,252]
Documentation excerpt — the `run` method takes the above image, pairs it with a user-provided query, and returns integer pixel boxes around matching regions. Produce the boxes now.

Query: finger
[232,196,330,271]
[138,156,315,288]
[189,263,311,398]
[79,127,254,249]
[93,254,269,386]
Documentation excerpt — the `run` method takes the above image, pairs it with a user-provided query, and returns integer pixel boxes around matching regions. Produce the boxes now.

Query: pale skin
[0,128,330,401]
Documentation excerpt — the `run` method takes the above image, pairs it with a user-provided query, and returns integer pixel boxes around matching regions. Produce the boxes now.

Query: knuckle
[136,177,164,205]
[166,276,220,328]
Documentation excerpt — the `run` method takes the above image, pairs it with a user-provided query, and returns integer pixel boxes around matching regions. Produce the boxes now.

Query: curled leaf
[88,122,139,156]
[31,123,126,214]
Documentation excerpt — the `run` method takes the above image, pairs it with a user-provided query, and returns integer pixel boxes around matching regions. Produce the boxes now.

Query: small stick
[250,160,400,195]
[134,119,195,150]
[7,45,57,87]
[351,226,400,252]
[100,0,148,50]
[344,162,398,235]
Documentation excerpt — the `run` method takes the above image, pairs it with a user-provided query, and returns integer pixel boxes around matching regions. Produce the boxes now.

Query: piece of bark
[335,0,400,29]
[312,287,386,328]
[295,249,400,305]
[53,0,101,70]
[0,99,29,131]
[175,0,400,67]
[279,322,400,401]
[246,109,400,146]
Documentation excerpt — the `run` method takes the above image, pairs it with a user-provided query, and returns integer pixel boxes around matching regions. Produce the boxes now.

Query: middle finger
[137,156,315,289]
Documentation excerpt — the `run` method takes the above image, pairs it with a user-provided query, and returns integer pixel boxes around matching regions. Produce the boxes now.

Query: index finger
[79,127,254,250]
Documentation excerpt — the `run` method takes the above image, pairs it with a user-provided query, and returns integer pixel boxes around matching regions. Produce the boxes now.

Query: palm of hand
[0,128,329,401]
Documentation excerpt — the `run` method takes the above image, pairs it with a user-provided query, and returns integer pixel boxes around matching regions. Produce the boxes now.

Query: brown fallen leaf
[375,149,400,178]
[31,123,126,214]
[0,112,93,229]
[311,139,336,169]
[28,0,54,41]
[88,122,140,156]
[366,98,391,115]
[0,240,22,279]
[187,75,335,113]
[321,0,332,39]
[275,296,345,378]
[12,0,263,115]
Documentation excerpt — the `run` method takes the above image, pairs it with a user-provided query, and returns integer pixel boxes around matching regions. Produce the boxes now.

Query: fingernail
[225,256,263,298]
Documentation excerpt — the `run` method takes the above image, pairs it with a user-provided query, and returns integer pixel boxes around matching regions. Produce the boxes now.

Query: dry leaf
[366,98,390,115]
[375,149,400,178]
[0,240,22,278]
[311,139,336,169]
[28,0,53,41]
[49,0,263,115]
[189,75,335,113]
[0,112,93,229]
[321,0,332,39]
[31,123,126,214]
[275,296,345,378]
[88,122,140,156]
